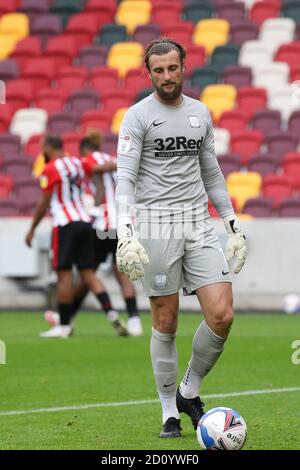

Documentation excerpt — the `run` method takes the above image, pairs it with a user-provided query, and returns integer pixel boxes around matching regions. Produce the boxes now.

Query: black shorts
[93,229,117,268]
[52,221,95,271]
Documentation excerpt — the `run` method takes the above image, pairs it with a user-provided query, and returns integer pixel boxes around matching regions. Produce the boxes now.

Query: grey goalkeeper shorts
[138,219,231,297]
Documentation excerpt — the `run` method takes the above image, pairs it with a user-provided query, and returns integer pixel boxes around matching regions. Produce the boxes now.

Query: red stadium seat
[45,35,78,68]
[25,133,44,158]
[275,42,300,69]
[151,2,182,27]
[184,45,206,76]
[89,66,119,92]
[61,131,85,156]
[230,130,263,165]
[101,90,134,115]
[31,13,63,49]
[164,22,194,48]
[0,199,20,216]
[262,175,293,207]
[55,66,88,95]
[122,68,151,94]
[282,152,300,183]
[6,79,34,113]
[236,87,267,119]
[35,89,65,116]
[65,89,100,117]
[0,104,14,132]
[0,174,13,198]
[22,58,56,89]
[10,36,42,74]
[85,0,116,28]
[80,110,112,133]
[250,1,280,25]
[64,13,99,49]
[0,0,21,16]
[218,110,248,133]
[290,64,300,82]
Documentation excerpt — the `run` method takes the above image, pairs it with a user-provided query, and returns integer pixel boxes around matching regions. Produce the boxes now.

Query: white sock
[158,392,180,423]
[179,365,202,399]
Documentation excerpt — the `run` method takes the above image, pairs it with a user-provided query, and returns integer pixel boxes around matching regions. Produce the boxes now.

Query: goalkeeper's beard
[155,82,182,103]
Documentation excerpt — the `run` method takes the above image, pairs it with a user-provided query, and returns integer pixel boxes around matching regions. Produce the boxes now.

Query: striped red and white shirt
[83,151,117,231]
[40,155,94,227]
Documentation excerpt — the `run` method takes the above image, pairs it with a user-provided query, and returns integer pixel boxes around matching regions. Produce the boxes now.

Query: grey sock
[190,320,226,379]
[150,328,178,395]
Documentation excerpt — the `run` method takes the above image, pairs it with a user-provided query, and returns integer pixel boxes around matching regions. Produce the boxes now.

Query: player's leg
[150,293,181,438]
[113,264,143,336]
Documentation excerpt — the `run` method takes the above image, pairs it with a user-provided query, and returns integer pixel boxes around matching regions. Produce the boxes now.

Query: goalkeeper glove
[116,224,149,281]
[223,216,247,274]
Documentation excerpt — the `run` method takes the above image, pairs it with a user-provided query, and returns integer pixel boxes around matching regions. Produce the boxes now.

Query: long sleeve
[116,109,144,227]
[200,107,235,219]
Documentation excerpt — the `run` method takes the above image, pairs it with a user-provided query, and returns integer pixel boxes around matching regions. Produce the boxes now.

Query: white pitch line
[0,386,300,417]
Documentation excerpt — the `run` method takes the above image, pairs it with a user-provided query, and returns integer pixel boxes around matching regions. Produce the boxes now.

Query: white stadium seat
[10,108,48,144]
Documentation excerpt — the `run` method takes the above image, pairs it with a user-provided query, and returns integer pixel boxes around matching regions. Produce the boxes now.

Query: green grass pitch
[0,312,300,450]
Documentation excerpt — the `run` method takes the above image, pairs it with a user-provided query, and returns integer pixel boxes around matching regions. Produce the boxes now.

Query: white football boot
[39,325,73,338]
[127,316,143,337]
[106,310,129,336]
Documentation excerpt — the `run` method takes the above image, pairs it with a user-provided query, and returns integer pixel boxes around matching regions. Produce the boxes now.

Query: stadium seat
[247,154,279,176]
[184,45,206,75]
[65,89,100,117]
[77,44,108,69]
[116,0,152,34]
[81,109,112,133]
[230,20,259,45]
[282,0,300,22]
[10,36,42,73]
[282,152,300,183]
[14,177,40,200]
[151,2,182,27]
[290,63,300,82]
[31,14,63,49]
[215,1,245,22]
[85,0,116,28]
[64,13,99,49]
[97,24,127,47]
[55,66,88,95]
[132,23,161,47]
[0,133,21,160]
[193,19,230,55]
[0,104,14,132]
[164,23,194,48]
[18,0,50,24]
[243,196,273,217]
[102,132,118,156]
[296,21,300,39]
[239,40,274,70]
[227,171,262,211]
[122,68,151,94]
[45,35,78,68]
[217,153,242,178]
[111,107,128,134]
[0,199,20,216]
[0,0,21,16]
[223,65,252,89]
[0,34,21,60]
[182,84,201,100]
[0,59,19,80]
[10,108,48,144]
[277,198,300,217]
[288,110,300,133]
[265,131,299,161]
[262,174,294,207]
[89,66,119,92]
[253,63,289,93]
[0,174,13,198]
[275,40,300,71]
[219,110,248,133]
[50,0,84,27]
[213,128,230,156]
[210,44,240,73]
[2,158,32,178]
[101,90,134,115]
[230,130,263,165]
[268,85,300,122]
[250,1,280,25]
[25,133,44,158]
[0,13,29,39]
[190,67,219,90]
[35,89,64,116]
[237,87,267,119]
[250,110,282,136]
[107,42,144,78]
[22,58,56,89]
[6,79,34,113]
[182,3,213,24]
[259,18,295,53]
[47,111,79,134]
[201,84,236,122]
[61,131,84,156]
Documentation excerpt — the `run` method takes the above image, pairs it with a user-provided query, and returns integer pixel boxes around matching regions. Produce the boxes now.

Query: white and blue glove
[116,224,149,281]
[224,216,247,274]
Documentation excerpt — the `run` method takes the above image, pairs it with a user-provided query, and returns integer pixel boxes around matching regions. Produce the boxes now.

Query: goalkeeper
[116,38,247,439]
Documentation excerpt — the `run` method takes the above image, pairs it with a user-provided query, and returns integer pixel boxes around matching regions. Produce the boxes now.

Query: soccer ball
[282,294,300,314]
[196,407,247,450]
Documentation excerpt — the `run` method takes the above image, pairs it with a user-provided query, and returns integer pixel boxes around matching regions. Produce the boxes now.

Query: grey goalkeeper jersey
[116,93,234,225]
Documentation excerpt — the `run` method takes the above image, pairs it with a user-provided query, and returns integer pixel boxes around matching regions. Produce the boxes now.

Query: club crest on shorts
[188,116,200,128]
[154,273,168,289]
